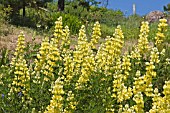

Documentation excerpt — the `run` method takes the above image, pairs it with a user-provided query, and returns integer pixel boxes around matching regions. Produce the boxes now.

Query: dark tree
[164,3,170,13]
[0,0,52,17]
[79,1,90,11]
[72,0,101,12]
[22,0,26,17]
[58,0,65,11]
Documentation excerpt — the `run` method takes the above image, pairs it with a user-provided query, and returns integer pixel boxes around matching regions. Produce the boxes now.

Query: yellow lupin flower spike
[11,32,26,66]
[54,16,63,45]
[90,21,101,49]
[63,54,74,83]
[33,37,50,84]
[163,81,170,100]
[34,37,50,72]
[132,92,144,112]
[150,47,160,64]
[42,37,61,81]
[133,70,145,94]
[60,25,71,56]
[137,21,149,55]
[10,32,32,106]
[155,19,168,50]
[122,53,131,80]
[73,25,88,75]
[45,77,64,113]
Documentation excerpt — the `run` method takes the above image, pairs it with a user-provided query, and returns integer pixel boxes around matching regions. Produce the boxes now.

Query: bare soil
[0,24,42,51]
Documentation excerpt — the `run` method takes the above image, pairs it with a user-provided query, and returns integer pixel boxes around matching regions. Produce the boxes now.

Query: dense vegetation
[0,1,170,113]
[0,16,170,113]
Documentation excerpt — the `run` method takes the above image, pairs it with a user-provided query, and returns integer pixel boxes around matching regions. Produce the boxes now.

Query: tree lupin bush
[0,16,170,113]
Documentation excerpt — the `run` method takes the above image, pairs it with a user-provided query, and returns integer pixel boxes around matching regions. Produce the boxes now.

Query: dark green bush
[18,7,82,35]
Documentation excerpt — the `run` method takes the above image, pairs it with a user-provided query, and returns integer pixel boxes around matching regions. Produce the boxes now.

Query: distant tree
[57,0,109,12]
[101,0,109,8]
[164,3,170,13]
[0,0,52,17]
[58,0,65,11]
[22,0,26,17]
[70,0,101,11]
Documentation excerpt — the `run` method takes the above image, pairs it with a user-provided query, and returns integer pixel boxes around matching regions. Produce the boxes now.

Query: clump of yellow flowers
[74,25,95,89]
[95,25,124,74]
[5,16,170,113]
[148,81,170,113]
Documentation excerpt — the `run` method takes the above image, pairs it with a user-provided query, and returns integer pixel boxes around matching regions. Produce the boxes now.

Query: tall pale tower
[133,4,136,15]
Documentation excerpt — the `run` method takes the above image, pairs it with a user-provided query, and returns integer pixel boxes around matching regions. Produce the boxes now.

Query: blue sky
[102,0,170,16]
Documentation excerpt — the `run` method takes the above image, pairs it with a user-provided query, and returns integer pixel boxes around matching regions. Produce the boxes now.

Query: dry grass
[122,38,138,53]
[1,23,157,56]
[0,23,42,51]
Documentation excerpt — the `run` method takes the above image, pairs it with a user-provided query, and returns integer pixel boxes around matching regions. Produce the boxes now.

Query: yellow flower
[63,54,74,83]
[34,37,50,72]
[45,77,64,113]
[90,21,101,49]
[163,81,170,97]
[60,25,71,55]
[122,54,131,79]
[145,62,155,71]
[155,19,168,48]
[95,26,124,75]
[160,18,167,23]
[10,32,31,107]
[145,84,153,97]
[132,92,144,112]
[54,16,63,41]
[137,21,149,55]
[150,47,160,63]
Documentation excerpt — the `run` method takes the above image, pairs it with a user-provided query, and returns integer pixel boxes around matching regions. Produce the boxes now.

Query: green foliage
[165,27,170,42]
[51,13,82,34]
[0,4,13,35]
[100,15,144,39]
[1,0,26,15]
[0,0,53,20]
[0,48,9,67]
[100,9,124,27]
[100,24,115,37]
[148,22,158,41]
[164,3,170,13]
[0,4,12,22]
[121,15,144,39]
[24,7,82,34]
